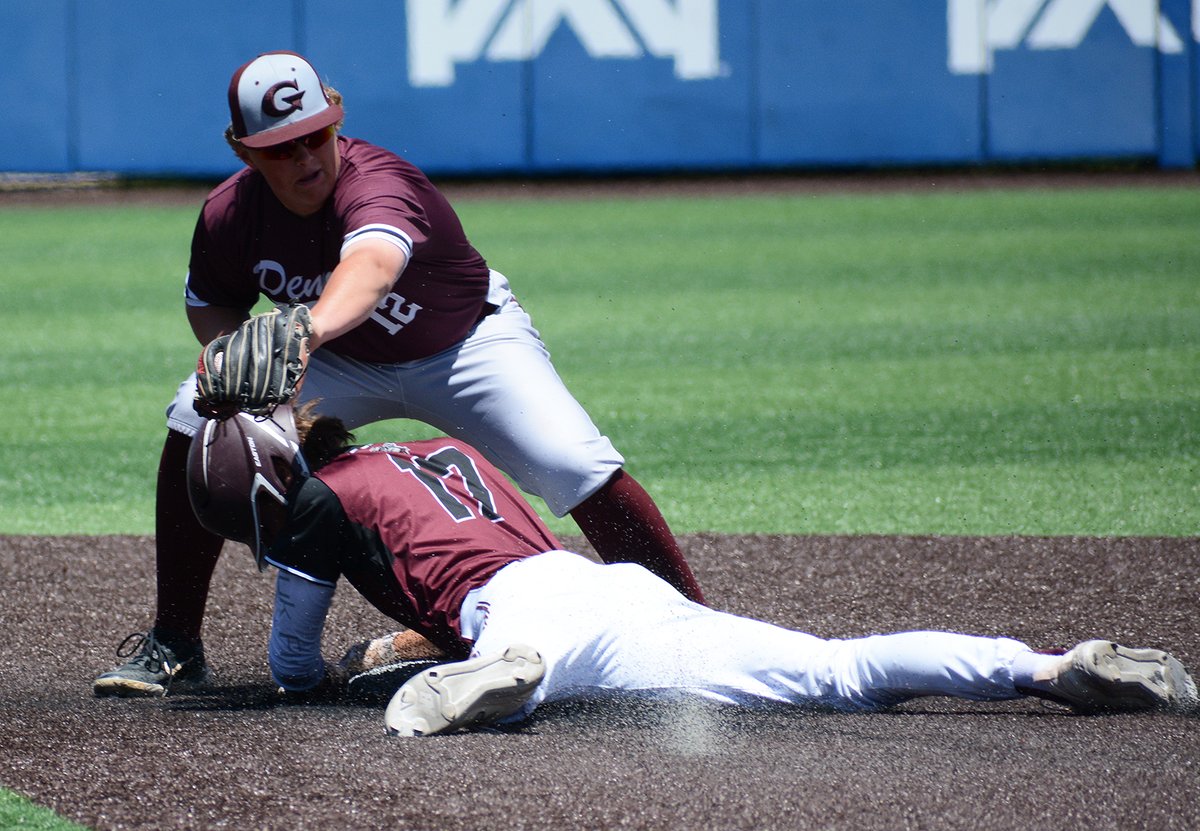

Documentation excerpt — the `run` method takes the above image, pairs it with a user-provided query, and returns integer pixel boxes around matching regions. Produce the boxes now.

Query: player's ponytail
[296,401,355,470]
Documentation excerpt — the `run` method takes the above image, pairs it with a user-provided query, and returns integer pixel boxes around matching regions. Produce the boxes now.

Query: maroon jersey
[186,136,491,362]
[266,438,561,654]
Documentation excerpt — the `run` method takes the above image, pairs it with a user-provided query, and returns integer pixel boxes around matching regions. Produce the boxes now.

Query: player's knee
[503,440,622,517]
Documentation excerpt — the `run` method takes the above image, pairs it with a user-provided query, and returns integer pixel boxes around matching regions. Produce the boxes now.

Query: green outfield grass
[0,184,1196,537]
[0,790,87,831]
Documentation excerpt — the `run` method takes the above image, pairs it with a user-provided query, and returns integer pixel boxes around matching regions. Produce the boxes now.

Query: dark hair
[295,401,355,470]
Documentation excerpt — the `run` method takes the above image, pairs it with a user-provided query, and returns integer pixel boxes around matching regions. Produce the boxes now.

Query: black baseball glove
[338,632,448,705]
[345,658,446,705]
[195,304,313,417]
[275,656,443,706]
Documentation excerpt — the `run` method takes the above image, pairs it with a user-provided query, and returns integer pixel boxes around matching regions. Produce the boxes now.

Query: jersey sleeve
[265,477,355,586]
[333,145,434,258]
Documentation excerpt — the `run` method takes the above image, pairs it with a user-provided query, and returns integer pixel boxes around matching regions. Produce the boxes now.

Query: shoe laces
[115,631,181,679]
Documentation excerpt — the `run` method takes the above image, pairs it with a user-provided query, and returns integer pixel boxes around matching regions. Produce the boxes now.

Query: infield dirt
[1,532,1196,831]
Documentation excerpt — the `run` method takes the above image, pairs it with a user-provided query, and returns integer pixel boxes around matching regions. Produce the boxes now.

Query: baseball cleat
[1035,640,1198,714]
[384,644,544,737]
[93,630,211,698]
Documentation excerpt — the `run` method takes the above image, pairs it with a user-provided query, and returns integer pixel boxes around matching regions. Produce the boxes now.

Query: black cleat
[93,630,211,698]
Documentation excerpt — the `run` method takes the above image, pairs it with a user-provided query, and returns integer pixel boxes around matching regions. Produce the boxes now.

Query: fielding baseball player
[94,51,705,697]
[182,406,1197,736]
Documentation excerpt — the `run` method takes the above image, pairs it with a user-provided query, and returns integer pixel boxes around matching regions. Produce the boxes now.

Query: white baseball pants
[460,551,1030,718]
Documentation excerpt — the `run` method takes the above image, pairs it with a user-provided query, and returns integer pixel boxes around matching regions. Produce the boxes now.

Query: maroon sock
[569,470,706,605]
[153,429,223,643]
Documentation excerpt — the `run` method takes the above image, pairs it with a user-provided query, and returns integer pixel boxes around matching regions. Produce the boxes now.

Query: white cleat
[384,644,545,737]
[1041,640,1198,714]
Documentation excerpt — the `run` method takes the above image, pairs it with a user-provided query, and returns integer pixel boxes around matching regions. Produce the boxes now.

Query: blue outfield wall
[2,1,1196,178]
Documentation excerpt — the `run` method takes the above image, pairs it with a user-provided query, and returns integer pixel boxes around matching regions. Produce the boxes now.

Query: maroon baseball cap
[228,51,344,148]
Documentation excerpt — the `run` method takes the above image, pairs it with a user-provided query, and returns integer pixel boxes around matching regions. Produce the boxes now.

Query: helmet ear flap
[271,455,298,490]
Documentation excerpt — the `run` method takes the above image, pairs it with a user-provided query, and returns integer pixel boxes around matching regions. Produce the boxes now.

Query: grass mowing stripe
[0,185,1196,535]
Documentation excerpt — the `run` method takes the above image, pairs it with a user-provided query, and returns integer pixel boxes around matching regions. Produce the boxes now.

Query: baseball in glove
[195,304,313,418]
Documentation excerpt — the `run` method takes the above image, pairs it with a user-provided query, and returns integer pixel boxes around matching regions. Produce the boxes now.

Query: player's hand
[194,303,312,418]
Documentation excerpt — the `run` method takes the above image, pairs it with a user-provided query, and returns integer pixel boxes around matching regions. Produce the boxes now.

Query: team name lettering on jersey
[253,260,425,336]
[254,260,332,300]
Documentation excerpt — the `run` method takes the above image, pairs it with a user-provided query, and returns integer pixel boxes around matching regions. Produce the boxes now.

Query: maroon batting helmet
[186,406,310,569]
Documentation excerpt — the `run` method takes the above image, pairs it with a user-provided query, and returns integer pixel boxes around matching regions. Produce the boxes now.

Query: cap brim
[238,104,343,149]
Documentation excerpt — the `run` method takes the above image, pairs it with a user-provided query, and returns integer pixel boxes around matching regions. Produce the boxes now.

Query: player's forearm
[187,304,251,346]
[269,570,336,692]
[309,241,406,349]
